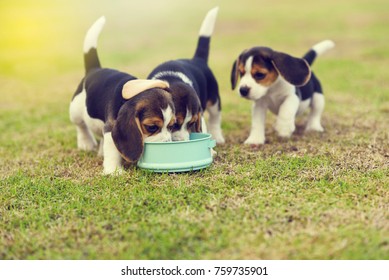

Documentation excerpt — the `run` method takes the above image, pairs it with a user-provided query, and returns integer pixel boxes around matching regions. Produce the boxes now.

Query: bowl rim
[143,132,212,145]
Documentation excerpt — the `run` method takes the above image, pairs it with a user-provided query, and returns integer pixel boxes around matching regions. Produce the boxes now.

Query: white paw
[210,130,225,144]
[244,135,265,145]
[77,138,97,151]
[305,122,324,132]
[274,120,295,138]
[211,148,217,158]
[214,135,225,144]
[103,167,124,176]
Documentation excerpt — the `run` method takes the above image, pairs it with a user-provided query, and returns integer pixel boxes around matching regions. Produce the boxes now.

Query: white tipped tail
[312,40,335,56]
[83,16,106,53]
[198,7,219,37]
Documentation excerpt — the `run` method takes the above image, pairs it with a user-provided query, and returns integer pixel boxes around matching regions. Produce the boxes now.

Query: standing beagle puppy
[148,7,225,144]
[231,40,335,145]
[70,17,175,174]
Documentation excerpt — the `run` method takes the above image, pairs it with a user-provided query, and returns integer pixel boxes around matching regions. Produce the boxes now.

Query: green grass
[1,0,388,259]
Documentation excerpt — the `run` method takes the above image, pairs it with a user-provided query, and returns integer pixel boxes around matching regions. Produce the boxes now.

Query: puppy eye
[253,72,266,80]
[169,123,180,132]
[145,125,159,133]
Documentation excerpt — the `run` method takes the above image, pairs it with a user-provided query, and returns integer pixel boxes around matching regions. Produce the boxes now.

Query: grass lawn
[0,0,388,259]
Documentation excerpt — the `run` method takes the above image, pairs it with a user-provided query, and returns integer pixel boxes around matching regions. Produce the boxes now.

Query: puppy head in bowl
[112,80,176,163]
[169,83,202,141]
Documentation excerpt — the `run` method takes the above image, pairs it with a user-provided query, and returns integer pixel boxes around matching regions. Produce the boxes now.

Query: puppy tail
[193,7,219,62]
[303,40,335,66]
[83,16,106,73]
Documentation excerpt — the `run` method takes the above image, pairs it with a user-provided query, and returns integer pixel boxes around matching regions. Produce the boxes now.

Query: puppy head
[112,80,175,162]
[231,47,311,100]
[168,83,202,141]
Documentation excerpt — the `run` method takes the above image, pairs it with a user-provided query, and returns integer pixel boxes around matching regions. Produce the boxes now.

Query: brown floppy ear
[230,58,240,90]
[122,79,169,100]
[270,51,311,86]
[231,50,249,90]
[111,102,144,162]
[195,112,202,132]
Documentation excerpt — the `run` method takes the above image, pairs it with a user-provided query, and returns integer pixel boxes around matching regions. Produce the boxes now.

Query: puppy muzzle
[160,135,172,142]
[172,131,190,142]
[145,133,172,143]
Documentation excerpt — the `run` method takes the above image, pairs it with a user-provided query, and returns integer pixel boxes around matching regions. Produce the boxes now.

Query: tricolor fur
[70,16,175,174]
[148,7,225,144]
[231,40,335,145]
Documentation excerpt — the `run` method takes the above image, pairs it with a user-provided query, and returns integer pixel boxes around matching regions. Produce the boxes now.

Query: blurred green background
[1,0,388,111]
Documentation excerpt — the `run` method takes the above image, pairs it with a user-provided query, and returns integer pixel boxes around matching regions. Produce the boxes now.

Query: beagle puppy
[69,17,175,174]
[231,40,335,145]
[147,7,225,144]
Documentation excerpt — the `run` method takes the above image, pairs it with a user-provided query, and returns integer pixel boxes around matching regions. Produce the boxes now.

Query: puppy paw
[215,135,225,144]
[274,120,295,138]
[210,131,225,144]
[211,148,217,158]
[305,122,324,132]
[77,140,97,152]
[103,167,124,176]
[244,135,265,145]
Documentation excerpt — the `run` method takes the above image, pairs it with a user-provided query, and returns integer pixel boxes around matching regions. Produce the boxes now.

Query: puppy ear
[270,51,311,86]
[230,58,240,90]
[111,102,144,162]
[122,79,169,100]
[231,50,249,90]
[195,112,202,132]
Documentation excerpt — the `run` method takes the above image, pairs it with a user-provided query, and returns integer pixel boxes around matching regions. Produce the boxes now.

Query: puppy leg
[75,123,98,151]
[305,93,325,132]
[274,94,299,138]
[245,101,267,145]
[69,92,97,151]
[102,132,123,175]
[97,138,104,157]
[201,116,208,133]
[207,101,225,144]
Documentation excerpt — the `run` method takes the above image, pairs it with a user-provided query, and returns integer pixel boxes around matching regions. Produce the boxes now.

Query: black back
[296,72,323,101]
[73,68,137,122]
[147,58,219,110]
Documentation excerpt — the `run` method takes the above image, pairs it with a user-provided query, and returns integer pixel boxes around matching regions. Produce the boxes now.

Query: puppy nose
[239,86,250,97]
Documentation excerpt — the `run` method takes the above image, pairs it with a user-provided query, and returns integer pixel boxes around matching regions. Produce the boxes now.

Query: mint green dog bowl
[137,133,216,173]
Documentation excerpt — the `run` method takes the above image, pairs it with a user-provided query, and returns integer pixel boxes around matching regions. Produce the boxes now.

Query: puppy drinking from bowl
[70,17,176,174]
